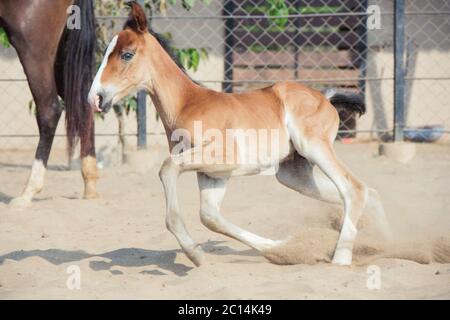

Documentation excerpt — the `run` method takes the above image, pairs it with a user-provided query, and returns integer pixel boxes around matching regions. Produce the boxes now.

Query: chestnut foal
[89,2,389,266]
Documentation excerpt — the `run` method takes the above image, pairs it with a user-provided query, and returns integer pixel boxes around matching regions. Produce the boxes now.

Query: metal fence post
[356,0,369,97]
[223,0,235,93]
[137,0,147,149]
[293,0,302,79]
[394,0,406,141]
[137,91,147,149]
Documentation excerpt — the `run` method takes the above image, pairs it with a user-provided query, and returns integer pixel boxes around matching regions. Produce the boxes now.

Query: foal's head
[89,1,152,113]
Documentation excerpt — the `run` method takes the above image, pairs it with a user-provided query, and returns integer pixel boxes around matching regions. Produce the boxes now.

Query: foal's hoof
[332,248,353,266]
[9,197,32,210]
[186,245,204,267]
[83,191,100,200]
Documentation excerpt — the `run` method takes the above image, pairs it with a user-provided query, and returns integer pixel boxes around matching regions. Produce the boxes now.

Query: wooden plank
[297,69,359,81]
[234,0,360,11]
[234,50,354,68]
[235,15,360,29]
[299,51,354,68]
[233,30,359,49]
[234,68,296,81]
[234,51,296,67]
[234,67,360,86]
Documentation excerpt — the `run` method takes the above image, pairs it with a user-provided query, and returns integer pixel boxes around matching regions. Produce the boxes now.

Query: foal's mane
[149,30,189,75]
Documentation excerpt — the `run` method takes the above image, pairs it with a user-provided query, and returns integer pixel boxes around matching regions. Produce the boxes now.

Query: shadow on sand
[0,241,258,277]
[0,192,13,205]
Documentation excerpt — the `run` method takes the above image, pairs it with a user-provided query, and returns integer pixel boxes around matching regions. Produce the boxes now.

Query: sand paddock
[0,142,449,299]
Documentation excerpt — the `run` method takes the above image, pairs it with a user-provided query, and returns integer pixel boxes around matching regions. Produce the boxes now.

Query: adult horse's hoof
[332,248,352,266]
[9,196,32,210]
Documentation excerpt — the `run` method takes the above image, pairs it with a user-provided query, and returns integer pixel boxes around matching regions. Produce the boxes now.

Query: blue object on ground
[403,125,444,143]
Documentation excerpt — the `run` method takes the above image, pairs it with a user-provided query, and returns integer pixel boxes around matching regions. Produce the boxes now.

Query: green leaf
[0,27,11,48]
[200,48,209,60]
[266,0,289,30]
[190,49,200,72]
[178,49,189,69]
[182,0,196,11]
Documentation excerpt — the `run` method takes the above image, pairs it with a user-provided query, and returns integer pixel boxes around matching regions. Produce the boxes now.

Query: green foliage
[244,4,342,15]
[243,2,343,31]
[266,0,289,29]
[176,47,208,72]
[141,0,211,14]
[299,5,343,14]
[124,96,138,116]
[0,28,10,48]
[162,0,211,11]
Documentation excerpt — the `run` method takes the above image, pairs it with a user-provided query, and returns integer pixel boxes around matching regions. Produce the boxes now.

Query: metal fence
[0,0,449,154]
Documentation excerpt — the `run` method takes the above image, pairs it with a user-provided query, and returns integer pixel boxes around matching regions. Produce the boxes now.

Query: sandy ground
[0,142,449,300]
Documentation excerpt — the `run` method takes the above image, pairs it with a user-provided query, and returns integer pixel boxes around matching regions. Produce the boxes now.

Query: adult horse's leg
[8,62,63,208]
[5,0,73,208]
[58,0,98,199]
[56,50,98,200]
[9,91,62,209]
[80,127,99,199]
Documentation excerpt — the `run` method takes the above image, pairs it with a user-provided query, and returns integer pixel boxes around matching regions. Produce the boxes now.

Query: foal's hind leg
[276,153,342,205]
[198,173,280,252]
[276,153,391,242]
[300,141,368,265]
[286,120,372,266]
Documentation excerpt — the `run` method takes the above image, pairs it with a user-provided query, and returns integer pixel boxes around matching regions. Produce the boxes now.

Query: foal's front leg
[159,145,282,266]
[198,173,281,251]
[159,156,204,266]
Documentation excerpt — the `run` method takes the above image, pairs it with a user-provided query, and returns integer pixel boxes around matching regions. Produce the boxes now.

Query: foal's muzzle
[91,92,113,114]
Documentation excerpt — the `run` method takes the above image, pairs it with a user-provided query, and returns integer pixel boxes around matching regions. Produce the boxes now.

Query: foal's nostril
[98,94,104,111]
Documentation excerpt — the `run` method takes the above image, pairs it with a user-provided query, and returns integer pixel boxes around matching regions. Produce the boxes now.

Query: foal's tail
[57,0,97,157]
[326,90,366,117]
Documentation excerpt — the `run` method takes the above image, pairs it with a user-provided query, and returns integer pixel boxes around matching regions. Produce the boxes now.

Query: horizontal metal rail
[2,129,450,139]
[197,77,450,84]
[2,77,449,84]
[96,11,450,21]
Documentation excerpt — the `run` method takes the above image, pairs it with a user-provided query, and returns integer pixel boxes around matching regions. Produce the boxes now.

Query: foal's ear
[125,1,148,33]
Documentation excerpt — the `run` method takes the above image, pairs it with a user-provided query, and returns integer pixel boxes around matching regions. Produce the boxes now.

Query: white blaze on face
[88,35,119,111]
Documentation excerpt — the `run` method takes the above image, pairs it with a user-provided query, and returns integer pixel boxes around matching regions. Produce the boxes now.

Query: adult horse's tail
[58,0,96,157]
[327,90,366,117]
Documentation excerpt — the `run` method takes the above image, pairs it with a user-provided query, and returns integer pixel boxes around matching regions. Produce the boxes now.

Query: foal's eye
[121,52,134,62]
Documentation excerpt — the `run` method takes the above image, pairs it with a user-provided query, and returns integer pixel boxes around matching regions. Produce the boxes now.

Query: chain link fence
[0,0,449,159]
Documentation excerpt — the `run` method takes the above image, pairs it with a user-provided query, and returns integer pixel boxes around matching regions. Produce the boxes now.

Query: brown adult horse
[0,0,98,208]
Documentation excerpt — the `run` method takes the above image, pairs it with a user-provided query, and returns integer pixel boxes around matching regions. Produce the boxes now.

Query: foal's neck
[143,34,199,134]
